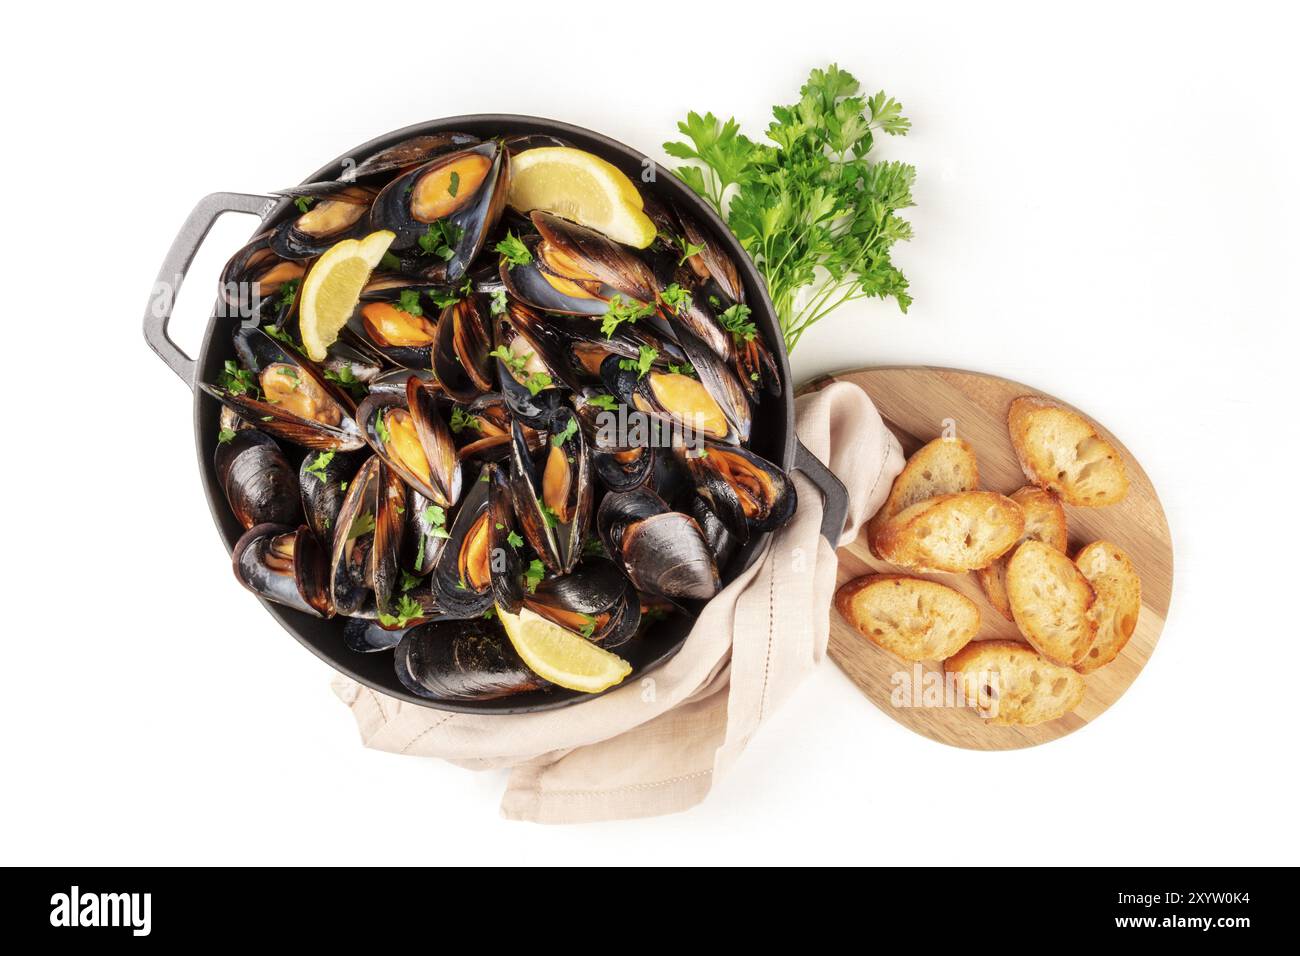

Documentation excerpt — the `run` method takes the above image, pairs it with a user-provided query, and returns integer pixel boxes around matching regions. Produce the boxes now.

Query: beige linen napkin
[332,381,903,822]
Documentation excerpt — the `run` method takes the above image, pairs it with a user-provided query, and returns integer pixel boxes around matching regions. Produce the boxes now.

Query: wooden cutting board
[798,367,1173,750]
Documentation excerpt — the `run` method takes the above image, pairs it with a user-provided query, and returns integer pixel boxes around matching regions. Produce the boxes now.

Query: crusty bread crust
[1074,541,1142,673]
[944,639,1086,726]
[976,486,1068,621]
[834,574,981,662]
[866,437,979,557]
[1006,540,1097,666]
[1007,396,1129,507]
[876,491,1025,572]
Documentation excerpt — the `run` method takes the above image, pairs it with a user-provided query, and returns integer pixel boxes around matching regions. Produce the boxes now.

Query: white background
[2,0,1296,865]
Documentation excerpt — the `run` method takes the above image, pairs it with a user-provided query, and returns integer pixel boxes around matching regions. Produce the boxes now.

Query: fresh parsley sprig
[664,64,915,352]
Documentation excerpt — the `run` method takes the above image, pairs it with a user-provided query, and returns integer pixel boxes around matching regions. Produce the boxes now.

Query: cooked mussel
[487,464,526,612]
[327,455,407,619]
[218,232,306,323]
[233,523,332,618]
[600,346,749,446]
[353,282,441,369]
[491,300,567,427]
[270,185,377,260]
[215,429,301,530]
[505,414,592,575]
[404,489,450,576]
[428,467,494,618]
[371,141,510,282]
[356,376,460,507]
[395,617,547,702]
[431,294,494,403]
[532,211,657,304]
[299,448,363,543]
[678,442,796,542]
[525,559,641,648]
[201,328,364,451]
[597,489,719,602]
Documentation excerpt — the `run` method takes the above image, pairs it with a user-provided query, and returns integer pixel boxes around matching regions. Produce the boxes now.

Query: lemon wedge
[508,147,656,249]
[298,230,395,361]
[497,606,632,694]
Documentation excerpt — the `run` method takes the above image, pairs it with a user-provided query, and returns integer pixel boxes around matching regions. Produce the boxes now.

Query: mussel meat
[428,467,495,618]
[233,523,332,618]
[270,185,377,260]
[356,376,461,507]
[505,414,592,575]
[525,559,641,648]
[678,442,797,542]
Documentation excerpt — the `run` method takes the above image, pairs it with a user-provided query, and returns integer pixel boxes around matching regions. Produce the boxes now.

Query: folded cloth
[332,381,903,823]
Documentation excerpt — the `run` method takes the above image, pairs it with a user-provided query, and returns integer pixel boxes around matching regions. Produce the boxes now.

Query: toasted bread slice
[867,438,979,556]
[1007,396,1129,507]
[976,486,1068,620]
[1006,540,1097,665]
[1074,541,1142,673]
[945,640,1086,726]
[835,574,981,662]
[875,491,1025,572]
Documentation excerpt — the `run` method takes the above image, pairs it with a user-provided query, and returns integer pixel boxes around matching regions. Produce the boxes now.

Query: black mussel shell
[298,448,363,543]
[269,185,376,260]
[343,616,406,653]
[352,293,439,369]
[678,442,797,543]
[597,490,719,602]
[505,415,591,575]
[690,496,738,569]
[370,142,510,282]
[488,465,525,613]
[432,294,494,404]
[675,202,744,304]
[216,430,301,530]
[600,350,746,447]
[356,379,461,507]
[524,559,641,649]
[429,467,494,618]
[350,132,480,180]
[233,523,333,618]
[329,457,382,617]
[404,489,450,576]
[531,211,658,304]
[395,618,547,702]
[218,233,305,322]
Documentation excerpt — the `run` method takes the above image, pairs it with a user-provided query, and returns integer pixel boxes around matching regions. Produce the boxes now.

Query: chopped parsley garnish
[304,451,334,482]
[418,221,463,260]
[275,279,300,310]
[524,372,552,396]
[582,537,608,559]
[217,427,237,445]
[293,196,315,214]
[659,282,692,314]
[490,289,508,315]
[399,570,422,593]
[420,505,451,539]
[506,530,524,549]
[449,406,481,434]
[668,362,696,376]
[600,295,656,338]
[489,345,529,376]
[585,394,619,412]
[276,366,299,383]
[395,289,424,316]
[524,559,546,593]
[550,416,579,447]
[448,171,460,197]
[379,593,424,629]
[347,511,376,541]
[674,235,706,265]
[537,500,559,529]
[324,365,366,399]
[220,360,258,397]
[619,345,658,378]
[718,303,756,342]
[374,412,391,444]
[380,251,402,272]
[577,614,597,639]
[494,231,532,267]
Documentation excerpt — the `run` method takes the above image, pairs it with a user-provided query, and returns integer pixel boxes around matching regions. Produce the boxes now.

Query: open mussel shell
[298,449,362,543]
[233,523,333,618]
[499,236,608,316]
[690,496,738,569]
[366,367,435,396]
[343,616,406,653]
[524,559,641,649]
[675,202,745,304]
[599,348,748,447]
[404,489,450,576]
[328,457,381,618]
[492,304,568,428]
[487,465,525,612]
[202,328,364,451]
[350,132,481,180]
[429,467,495,618]
[531,211,658,304]
[269,185,377,260]
[356,377,461,508]
[505,415,592,575]
[216,430,301,530]
[351,288,440,369]
[218,232,306,323]
[678,442,796,543]
[371,141,510,282]
[453,393,513,461]
[432,294,494,404]
[395,618,547,702]
[597,489,720,602]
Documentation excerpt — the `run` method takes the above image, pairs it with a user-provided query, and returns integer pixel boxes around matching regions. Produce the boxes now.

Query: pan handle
[794,441,849,545]
[143,191,277,388]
